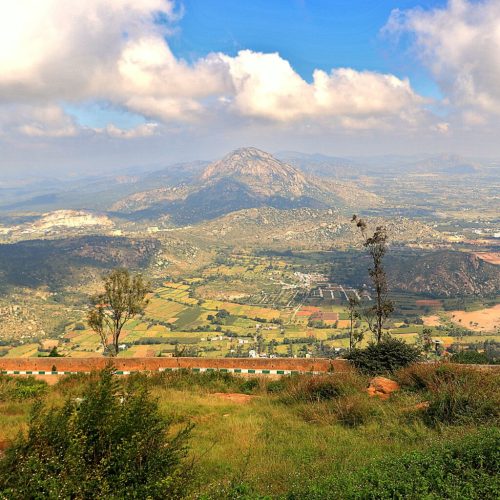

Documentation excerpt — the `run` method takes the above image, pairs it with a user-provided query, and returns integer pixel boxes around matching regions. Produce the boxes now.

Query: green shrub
[264,379,285,393]
[0,367,192,499]
[239,378,260,394]
[450,350,490,365]
[137,369,242,393]
[288,428,500,499]
[0,376,47,402]
[346,338,421,375]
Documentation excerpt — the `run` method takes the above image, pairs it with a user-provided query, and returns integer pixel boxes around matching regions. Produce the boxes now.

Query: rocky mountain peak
[200,147,308,196]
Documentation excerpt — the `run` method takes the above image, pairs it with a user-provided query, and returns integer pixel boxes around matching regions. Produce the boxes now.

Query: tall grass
[397,363,500,426]
[0,367,498,498]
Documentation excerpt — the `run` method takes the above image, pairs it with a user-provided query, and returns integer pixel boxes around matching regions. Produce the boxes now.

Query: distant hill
[387,250,500,297]
[112,147,382,223]
[178,207,444,250]
[0,236,160,292]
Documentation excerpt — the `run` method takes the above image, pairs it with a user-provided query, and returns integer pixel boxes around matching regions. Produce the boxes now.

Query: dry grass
[0,369,497,497]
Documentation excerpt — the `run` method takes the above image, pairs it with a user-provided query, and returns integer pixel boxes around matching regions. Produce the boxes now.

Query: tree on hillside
[417,327,434,357]
[88,268,150,356]
[351,215,394,343]
[347,294,364,351]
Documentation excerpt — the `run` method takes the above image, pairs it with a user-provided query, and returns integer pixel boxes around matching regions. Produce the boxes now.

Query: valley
[0,148,498,360]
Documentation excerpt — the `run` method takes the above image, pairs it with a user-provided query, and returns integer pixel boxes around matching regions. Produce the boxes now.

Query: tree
[347,294,364,351]
[88,268,149,356]
[0,367,192,498]
[352,215,394,343]
[417,327,433,356]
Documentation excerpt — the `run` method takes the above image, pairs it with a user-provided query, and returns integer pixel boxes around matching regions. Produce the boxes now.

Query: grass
[0,365,498,498]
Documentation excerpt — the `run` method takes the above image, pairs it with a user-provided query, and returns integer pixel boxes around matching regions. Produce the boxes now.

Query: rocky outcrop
[367,376,400,399]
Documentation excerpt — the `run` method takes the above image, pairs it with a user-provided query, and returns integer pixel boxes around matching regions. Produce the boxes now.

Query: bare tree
[351,215,394,343]
[347,294,364,351]
[88,268,150,356]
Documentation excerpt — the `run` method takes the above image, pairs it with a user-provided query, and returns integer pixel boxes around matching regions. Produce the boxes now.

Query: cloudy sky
[1,0,500,177]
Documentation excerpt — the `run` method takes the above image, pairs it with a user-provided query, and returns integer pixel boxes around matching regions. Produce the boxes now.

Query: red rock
[367,376,400,399]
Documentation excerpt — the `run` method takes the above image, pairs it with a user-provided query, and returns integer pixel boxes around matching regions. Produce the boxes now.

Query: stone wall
[0,357,351,374]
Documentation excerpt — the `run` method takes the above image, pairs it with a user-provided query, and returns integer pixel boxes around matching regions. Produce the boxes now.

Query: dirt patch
[212,393,253,404]
[449,304,500,332]
[422,315,442,327]
[474,252,500,265]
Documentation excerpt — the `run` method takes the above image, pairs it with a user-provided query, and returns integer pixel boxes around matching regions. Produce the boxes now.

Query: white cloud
[0,0,431,135]
[385,0,500,119]
[220,51,425,126]
[0,104,78,137]
[104,122,158,138]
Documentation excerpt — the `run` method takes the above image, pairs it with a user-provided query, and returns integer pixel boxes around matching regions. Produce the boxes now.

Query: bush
[239,378,260,394]
[289,428,500,499]
[264,379,286,393]
[346,338,421,375]
[450,350,490,365]
[0,367,192,499]
[0,376,47,402]
[397,364,500,426]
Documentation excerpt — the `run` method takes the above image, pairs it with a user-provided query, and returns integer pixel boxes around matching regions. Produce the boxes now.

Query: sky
[1,0,500,177]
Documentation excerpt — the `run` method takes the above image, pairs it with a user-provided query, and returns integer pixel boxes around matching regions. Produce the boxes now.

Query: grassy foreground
[0,365,498,498]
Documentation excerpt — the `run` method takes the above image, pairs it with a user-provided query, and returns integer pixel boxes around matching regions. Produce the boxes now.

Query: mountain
[112,147,382,224]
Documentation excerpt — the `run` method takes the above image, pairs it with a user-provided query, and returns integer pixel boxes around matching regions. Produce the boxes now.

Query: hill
[111,147,382,223]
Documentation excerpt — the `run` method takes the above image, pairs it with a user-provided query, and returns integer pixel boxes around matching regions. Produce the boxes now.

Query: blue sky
[71,0,446,131]
[172,1,445,90]
[1,0,500,175]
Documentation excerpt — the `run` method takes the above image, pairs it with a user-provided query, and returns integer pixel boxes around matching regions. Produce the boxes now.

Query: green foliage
[137,368,245,394]
[0,376,47,402]
[88,268,150,356]
[239,378,260,394]
[346,338,421,375]
[48,346,62,357]
[450,350,490,364]
[0,367,192,499]
[330,394,378,428]
[289,428,500,499]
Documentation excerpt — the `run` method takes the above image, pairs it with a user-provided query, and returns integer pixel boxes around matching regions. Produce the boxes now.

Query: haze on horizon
[2,0,500,178]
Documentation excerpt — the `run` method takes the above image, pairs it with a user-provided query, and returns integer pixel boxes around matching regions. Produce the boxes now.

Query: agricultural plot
[448,304,500,332]
[4,343,39,358]
[202,300,281,321]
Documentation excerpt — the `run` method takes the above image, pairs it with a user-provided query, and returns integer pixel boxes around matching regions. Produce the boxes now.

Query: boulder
[367,376,400,399]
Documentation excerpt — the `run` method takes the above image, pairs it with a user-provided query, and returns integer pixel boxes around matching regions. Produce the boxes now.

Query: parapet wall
[0,357,351,375]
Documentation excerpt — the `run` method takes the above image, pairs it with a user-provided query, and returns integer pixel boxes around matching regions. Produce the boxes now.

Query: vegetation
[0,364,498,498]
[450,350,492,364]
[87,268,150,356]
[346,338,421,375]
[287,428,500,499]
[0,368,192,499]
[351,216,394,343]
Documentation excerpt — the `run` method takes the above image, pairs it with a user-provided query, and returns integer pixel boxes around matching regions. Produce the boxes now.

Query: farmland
[0,251,497,360]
